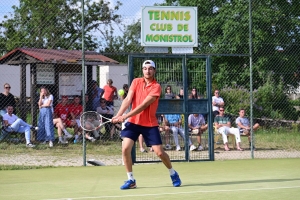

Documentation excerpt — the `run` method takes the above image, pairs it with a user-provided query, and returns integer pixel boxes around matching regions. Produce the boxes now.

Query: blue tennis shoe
[120,179,136,190]
[170,171,181,187]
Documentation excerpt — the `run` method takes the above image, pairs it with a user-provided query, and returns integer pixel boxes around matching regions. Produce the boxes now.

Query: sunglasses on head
[5,87,11,89]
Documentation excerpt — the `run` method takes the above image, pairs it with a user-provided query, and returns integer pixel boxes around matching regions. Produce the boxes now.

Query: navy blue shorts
[121,122,162,147]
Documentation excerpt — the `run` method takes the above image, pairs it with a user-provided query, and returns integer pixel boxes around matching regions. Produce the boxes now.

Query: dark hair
[123,84,128,89]
[165,85,172,93]
[190,88,200,99]
[100,98,106,103]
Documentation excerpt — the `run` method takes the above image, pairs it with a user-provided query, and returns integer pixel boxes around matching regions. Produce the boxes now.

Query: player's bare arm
[114,95,157,123]
[111,89,134,123]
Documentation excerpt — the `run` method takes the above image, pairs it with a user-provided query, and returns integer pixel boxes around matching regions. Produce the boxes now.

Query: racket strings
[80,112,103,131]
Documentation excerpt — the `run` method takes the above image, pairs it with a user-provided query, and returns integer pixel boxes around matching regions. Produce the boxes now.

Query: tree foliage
[0,0,122,53]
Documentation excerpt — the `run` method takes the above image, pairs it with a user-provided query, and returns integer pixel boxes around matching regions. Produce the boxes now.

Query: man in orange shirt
[112,60,181,190]
[103,79,117,106]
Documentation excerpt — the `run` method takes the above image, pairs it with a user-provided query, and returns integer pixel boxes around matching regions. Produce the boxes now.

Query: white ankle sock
[169,168,175,176]
[127,172,134,181]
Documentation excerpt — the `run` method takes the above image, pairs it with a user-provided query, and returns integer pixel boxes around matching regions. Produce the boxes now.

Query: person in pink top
[103,79,118,106]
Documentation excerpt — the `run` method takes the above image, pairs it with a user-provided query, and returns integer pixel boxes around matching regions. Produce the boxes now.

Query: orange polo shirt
[128,77,161,127]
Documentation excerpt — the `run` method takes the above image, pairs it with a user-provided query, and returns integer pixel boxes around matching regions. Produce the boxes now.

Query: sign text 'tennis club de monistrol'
[141,6,198,47]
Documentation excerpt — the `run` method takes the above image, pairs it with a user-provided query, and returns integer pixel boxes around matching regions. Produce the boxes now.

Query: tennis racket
[79,111,112,132]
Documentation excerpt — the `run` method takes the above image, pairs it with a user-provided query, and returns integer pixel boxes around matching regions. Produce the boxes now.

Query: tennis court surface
[0,158,299,200]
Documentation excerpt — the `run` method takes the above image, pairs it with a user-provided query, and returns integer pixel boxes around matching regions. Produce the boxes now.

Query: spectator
[161,114,172,150]
[52,118,70,144]
[2,106,38,147]
[188,87,201,99]
[236,108,260,150]
[69,95,83,141]
[188,114,208,151]
[96,98,114,140]
[85,93,94,112]
[120,84,129,100]
[91,80,104,111]
[176,88,184,99]
[103,79,117,106]
[212,89,225,118]
[0,83,16,116]
[164,114,197,151]
[37,87,55,147]
[54,95,74,140]
[214,107,243,151]
[164,85,176,99]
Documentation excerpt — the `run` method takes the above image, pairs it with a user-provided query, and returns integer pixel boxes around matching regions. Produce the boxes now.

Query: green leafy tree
[101,20,144,63]
[0,0,122,52]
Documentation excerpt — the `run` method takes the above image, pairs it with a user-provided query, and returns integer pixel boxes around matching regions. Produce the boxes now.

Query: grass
[255,128,300,150]
[1,127,300,157]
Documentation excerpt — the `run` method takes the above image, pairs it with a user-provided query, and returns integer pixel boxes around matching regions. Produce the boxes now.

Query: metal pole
[82,0,86,166]
[249,0,254,158]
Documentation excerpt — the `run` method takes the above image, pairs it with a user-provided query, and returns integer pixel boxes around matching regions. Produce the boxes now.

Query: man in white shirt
[212,90,224,118]
[3,106,38,147]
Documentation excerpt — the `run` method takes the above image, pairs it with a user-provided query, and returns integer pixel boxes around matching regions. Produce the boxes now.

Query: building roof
[0,48,119,65]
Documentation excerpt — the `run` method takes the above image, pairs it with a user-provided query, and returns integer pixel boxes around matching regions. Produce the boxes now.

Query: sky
[0,0,166,50]
[0,0,166,21]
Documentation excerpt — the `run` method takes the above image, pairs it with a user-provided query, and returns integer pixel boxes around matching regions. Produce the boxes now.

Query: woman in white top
[37,87,55,147]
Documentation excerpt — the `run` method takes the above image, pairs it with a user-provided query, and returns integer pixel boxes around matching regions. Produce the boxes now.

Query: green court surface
[0,158,299,200]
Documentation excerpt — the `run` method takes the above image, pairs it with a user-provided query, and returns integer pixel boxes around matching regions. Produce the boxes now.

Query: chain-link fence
[0,1,300,166]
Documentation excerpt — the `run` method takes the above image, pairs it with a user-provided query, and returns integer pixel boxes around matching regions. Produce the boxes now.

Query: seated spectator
[176,88,184,99]
[236,108,260,150]
[2,106,38,147]
[188,87,201,99]
[69,95,83,141]
[164,85,176,99]
[85,93,94,112]
[54,95,75,138]
[212,89,225,118]
[214,107,243,151]
[91,80,104,111]
[164,114,197,151]
[96,98,114,140]
[188,113,208,151]
[120,84,129,100]
[161,114,172,150]
[53,118,71,144]
[0,83,16,116]
[103,79,117,106]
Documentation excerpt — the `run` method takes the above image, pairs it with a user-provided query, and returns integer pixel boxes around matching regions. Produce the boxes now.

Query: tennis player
[112,60,181,190]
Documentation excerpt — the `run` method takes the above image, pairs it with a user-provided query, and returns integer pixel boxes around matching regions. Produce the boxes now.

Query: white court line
[44,185,300,200]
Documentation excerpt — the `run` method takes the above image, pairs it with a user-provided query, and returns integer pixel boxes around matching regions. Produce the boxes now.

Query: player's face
[142,66,155,79]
